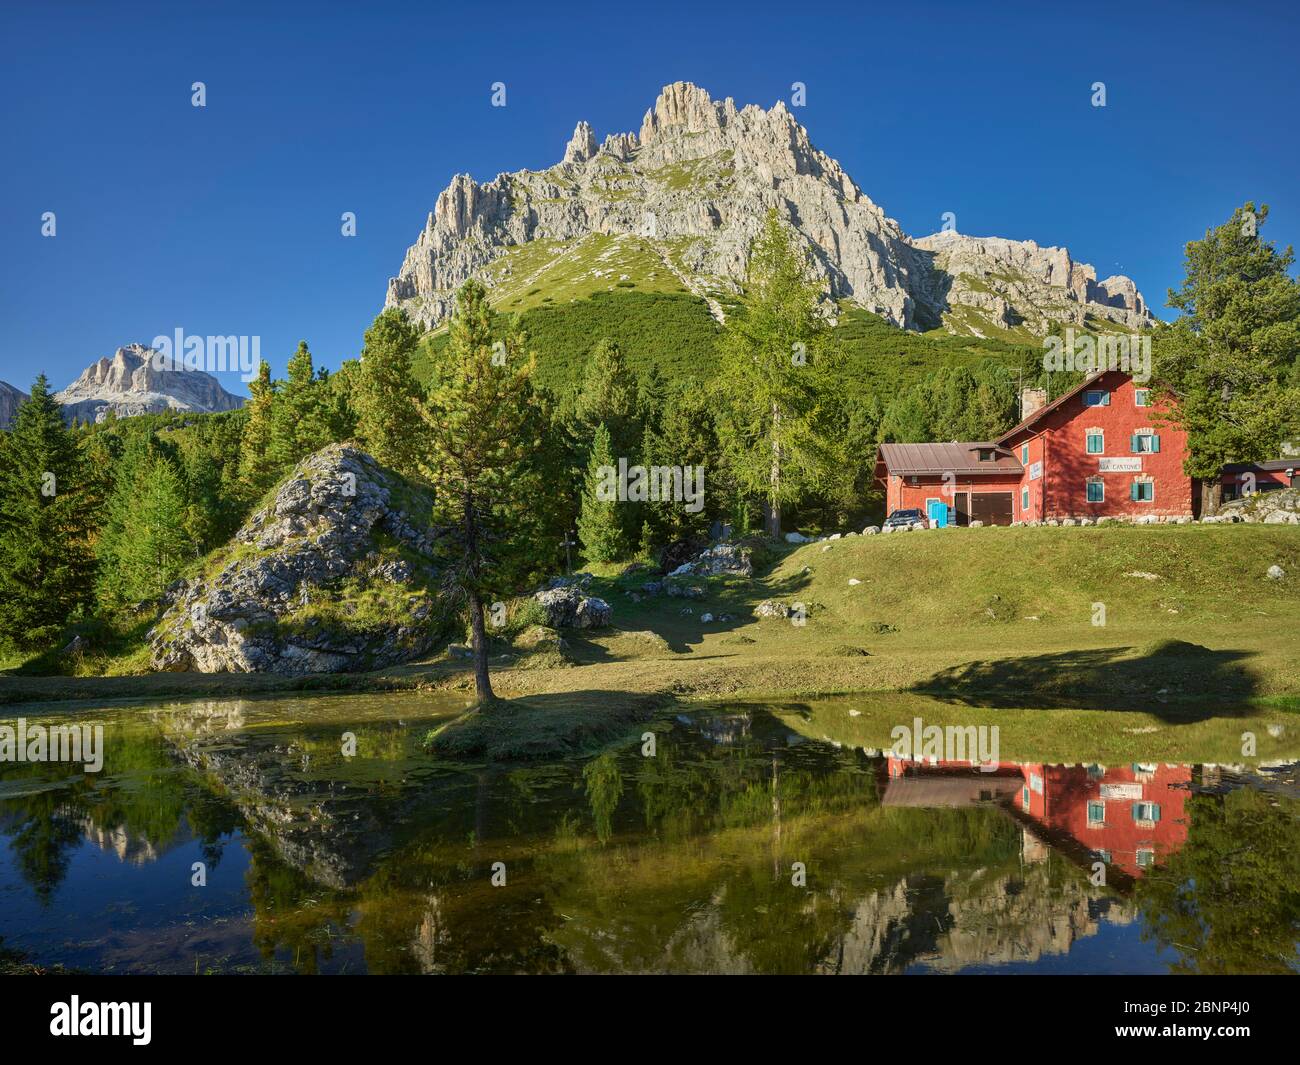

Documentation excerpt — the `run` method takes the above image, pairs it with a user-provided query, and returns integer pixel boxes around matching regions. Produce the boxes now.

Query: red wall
[1003,371,1193,520]
[1016,763,1191,878]
[886,473,1026,518]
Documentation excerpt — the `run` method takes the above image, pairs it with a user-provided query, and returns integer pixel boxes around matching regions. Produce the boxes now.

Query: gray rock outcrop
[385,81,1151,338]
[148,444,445,674]
[1219,486,1300,525]
[668,541,753,578]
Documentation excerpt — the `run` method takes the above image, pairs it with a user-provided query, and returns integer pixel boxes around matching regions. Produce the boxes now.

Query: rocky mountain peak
[563,120,598,164]
[385,82,1153,339]
[54,344,245,424]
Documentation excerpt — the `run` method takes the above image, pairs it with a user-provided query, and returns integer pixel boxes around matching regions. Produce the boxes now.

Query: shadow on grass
[912,639,1261,720]
[424,688,667,761]
[582,565,816,656]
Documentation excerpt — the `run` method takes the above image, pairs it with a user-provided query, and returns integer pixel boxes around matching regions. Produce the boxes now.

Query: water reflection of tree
[0,723,241,902]
[1136,787,1300,974]
[583,752,624,844]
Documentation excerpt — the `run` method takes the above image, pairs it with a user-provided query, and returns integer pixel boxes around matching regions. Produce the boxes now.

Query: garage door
[970,492,1013,526]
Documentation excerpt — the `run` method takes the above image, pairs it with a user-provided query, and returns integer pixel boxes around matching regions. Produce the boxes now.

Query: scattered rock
[1267,564,1285,581]
[61,634,90,657]
[847,578,861,586]
[785,531,812,544]
[754,599,791,619]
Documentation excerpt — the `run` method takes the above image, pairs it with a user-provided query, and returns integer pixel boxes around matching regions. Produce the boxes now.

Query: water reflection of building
[883,756,1191,878]
[1012,762,1190,877]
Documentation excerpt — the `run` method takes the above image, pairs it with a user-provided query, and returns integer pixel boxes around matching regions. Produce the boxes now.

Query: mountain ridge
[385,81,1153,339]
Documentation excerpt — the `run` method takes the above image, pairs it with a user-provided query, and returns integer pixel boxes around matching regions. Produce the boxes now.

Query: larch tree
[270,342,333,468]
[576,422,626,562]
[239,360,278,496]
[715,209,839,537]
[415,279,545,705]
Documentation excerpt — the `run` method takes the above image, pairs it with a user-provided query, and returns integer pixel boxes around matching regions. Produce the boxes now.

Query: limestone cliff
[386,81,1153,338]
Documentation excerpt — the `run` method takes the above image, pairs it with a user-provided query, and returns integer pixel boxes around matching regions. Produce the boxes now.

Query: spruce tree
[577,422,627,562]
[270,342,333,468]
[357,307,426,476]
[0,376,96,649]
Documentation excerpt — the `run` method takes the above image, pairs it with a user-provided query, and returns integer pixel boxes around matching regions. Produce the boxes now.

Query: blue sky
[2,0,1297,396]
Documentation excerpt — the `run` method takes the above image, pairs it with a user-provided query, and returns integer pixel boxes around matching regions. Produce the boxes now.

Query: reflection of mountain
[74,814,182,865]
[825,865,1135,974]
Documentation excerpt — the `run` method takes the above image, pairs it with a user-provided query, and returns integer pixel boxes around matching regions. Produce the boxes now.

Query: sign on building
[1099,457,1142,472]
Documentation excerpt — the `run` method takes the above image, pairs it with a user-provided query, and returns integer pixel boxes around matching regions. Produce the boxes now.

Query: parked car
[883,508,926,529]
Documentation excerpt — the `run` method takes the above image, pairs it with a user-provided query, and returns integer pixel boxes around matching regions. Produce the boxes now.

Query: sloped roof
[876,442,1023,476]
[995,369,1122,444]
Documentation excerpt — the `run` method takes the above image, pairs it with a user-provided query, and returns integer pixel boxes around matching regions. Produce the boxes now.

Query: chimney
[1020,387,1048,421]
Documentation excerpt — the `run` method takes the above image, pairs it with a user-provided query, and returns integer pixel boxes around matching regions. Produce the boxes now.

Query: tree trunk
[1200,478,1222,517]
[766,403,782,538]
[763,500,781,539]
[468,592,495,705]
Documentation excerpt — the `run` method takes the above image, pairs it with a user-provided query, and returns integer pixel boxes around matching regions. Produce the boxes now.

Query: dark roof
[876,442,1023,476]
[881,776,1021,808]
[994,370,1124,445]
[1221,459,1296,473]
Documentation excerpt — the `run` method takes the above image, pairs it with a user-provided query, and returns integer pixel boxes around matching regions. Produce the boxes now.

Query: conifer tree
[415,279,545,705]
[357,308,426,476]
[577,422,627,562]
[270,342,333,468]
[715,209,839,537]
[0,376,96,648]
[239,360,278,496]
[1154,202,1300,513]
[96,437,189,606]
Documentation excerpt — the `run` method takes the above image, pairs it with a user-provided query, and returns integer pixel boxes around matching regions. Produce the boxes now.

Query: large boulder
[148,445,446,674]
[533,586,612,628]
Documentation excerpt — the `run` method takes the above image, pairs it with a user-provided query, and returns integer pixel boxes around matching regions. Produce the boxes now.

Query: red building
[874,370,1195,525]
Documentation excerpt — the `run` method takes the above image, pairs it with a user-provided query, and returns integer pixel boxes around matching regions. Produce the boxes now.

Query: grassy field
[4,524,1297,759]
